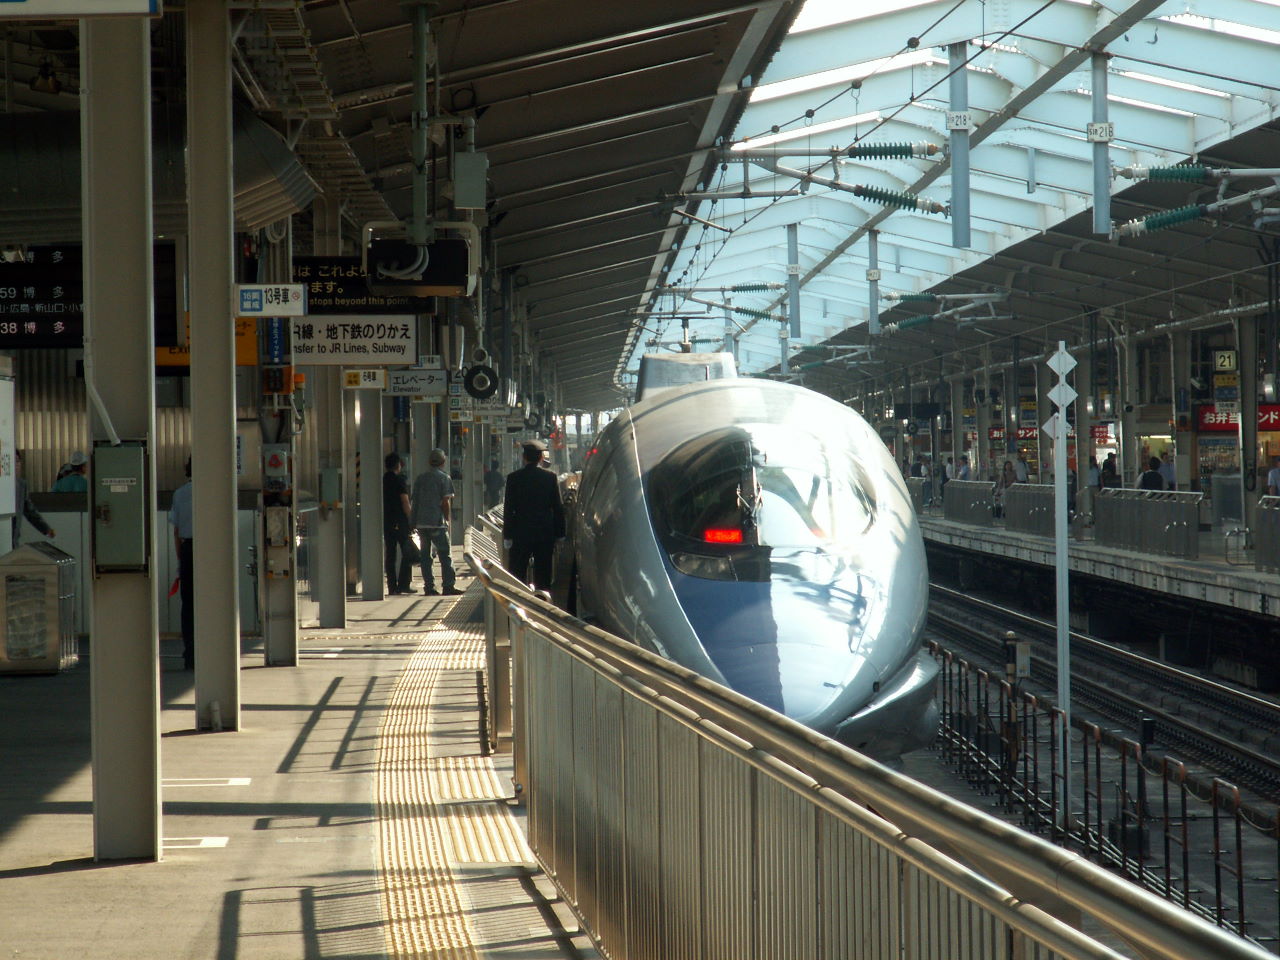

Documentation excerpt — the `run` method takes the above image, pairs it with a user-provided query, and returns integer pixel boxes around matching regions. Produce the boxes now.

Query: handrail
[464,541,1271,960]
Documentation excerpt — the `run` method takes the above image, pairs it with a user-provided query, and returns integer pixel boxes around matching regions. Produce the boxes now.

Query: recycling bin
[0,541,78,674]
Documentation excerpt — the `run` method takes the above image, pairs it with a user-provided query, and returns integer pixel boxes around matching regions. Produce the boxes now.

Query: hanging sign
[291,316,416,365]
[0,0,160,18]
[385,368,448,397]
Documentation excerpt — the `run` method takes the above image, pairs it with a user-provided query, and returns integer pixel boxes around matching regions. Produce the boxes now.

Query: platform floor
[0,559,595,960]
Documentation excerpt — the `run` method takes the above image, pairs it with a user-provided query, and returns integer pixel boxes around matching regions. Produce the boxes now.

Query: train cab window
[649,425,876,580]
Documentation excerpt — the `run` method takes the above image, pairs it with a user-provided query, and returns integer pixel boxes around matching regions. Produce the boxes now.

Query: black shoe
[423,587,439,596]
[442,586,463,596]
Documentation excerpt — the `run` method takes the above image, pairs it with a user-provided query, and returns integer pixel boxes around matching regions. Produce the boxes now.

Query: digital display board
[0,243,179,348]
[293,256,435,315]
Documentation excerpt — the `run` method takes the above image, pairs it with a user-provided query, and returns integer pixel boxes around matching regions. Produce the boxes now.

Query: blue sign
[240,289,264,314]
[266,317,285,364]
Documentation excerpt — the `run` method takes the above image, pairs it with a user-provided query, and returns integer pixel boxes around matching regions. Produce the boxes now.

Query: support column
[975,374,991,479]
[1075,347,1095,515]
[309,195,347,629]
[1119,331,1138,485]
[82,14,160,860]
[1238,316,1259,532]
[358,388,383,599]
[1091,52,1111,236]
[187,0,240,731]
[786,222,801,339]
[950,378,965,476]
[867,230,881,335]
[1170,331,1193,489]
[948,42,971,249]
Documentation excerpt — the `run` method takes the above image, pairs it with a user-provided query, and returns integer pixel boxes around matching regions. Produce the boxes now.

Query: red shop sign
[1090,424,1110,441]
[1197,403,1280,432]
[988,427,1005,441]
[1016,426,1039,440]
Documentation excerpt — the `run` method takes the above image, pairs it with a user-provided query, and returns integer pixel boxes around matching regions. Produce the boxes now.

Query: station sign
[385,368,447,397]
[343,369,387,389]
[293,256,434,316]
[290,316,416,365]
[235,284,306,317]
[1213,350,1237,372]
[0,0,161,18]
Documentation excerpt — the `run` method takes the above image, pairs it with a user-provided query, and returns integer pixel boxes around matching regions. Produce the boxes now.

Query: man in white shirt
[1159,452,1177,491]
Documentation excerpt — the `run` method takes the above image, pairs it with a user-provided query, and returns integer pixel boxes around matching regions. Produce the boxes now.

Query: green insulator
[853,184,920,210]
[848,142,914,159]
[1147,165,1209,182]
[896,293,936,303]
[899,314,933,329]
[730,283,772,293]
[733,305,775,321]
[1144,205,1205,231]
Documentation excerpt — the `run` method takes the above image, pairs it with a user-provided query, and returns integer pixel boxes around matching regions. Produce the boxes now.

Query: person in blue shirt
[51,450,88,492]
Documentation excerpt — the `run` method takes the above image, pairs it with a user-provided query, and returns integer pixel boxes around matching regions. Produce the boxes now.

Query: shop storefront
[1194,403,1280,522]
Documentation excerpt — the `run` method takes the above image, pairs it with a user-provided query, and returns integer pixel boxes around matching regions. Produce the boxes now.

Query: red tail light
[703,528,743,544]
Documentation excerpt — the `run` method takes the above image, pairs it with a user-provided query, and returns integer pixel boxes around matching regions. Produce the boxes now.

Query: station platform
[0,558,595,960]
[920,515,1280,618]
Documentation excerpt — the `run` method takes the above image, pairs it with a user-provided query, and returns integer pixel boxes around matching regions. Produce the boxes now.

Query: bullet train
[571,354,937,758]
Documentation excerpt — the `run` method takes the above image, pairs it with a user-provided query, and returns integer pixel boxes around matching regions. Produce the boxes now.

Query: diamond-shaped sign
[1046,347,1077,377]
[1048,382,1077,408]
[1042,414,1060,441]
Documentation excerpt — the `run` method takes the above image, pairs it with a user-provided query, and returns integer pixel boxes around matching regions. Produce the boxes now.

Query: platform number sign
[1213,350,1237,373]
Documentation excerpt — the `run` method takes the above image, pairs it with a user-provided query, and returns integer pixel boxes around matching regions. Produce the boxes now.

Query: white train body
[573,375,937,757]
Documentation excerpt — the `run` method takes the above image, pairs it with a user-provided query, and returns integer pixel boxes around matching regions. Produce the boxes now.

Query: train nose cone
[670,553,886,727]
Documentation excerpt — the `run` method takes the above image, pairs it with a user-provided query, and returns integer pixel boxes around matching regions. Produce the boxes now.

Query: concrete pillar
[1119,333,1138,485]
[343,387,359,591]
[309,197,346,628]
[1002,367,1018,462]
[358,388,383,599]
[1075,348,1095,513]
[187,0,241,731]
[975,374,991,479]
[82,14,161,860]
[949,378,964,477]
[1238,316,1259,532]
[1170,331,1193,489]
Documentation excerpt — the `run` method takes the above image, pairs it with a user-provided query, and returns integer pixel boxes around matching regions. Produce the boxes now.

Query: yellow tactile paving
[374,599,535,958]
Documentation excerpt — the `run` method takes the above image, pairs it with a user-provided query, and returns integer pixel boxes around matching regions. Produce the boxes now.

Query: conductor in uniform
[502,440,565,591]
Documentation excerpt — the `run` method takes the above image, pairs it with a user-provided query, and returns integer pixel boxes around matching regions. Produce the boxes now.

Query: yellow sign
[1214,372,1239,388]
[156,315,257,367]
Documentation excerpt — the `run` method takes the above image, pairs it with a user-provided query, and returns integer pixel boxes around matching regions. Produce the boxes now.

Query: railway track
[927,583,1280,804]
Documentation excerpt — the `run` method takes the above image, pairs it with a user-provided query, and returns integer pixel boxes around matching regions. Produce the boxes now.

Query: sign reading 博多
[291,317,416,365]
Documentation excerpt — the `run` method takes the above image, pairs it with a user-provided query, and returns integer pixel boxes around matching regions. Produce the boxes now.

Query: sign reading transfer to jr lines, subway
[290,317,417,365]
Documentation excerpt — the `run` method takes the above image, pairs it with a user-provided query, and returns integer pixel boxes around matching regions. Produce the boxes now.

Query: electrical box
[320,466,341,506]
[453,151,488,210]
[92,441,149,573]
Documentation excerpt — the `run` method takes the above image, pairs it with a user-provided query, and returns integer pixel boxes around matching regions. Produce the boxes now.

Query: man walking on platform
[413,448,460,595]
[503,440,565,591]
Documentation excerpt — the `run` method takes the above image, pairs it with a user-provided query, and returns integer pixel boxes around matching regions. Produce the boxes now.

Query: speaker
[463,364,499,400]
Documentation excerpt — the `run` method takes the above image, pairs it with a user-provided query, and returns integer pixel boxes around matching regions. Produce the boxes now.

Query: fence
[943,479,995,526]
[1094,489,1202,559]
[466,536,1269,960]
[1004,483,1056,538]
[1257,497,1280,573]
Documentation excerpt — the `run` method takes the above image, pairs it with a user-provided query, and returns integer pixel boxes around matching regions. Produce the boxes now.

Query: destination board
[293,256,434,316]
[0,242,178,348]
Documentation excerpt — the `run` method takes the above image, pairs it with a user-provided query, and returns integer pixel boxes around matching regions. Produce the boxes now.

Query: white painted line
[163,837,229,849]
[162,778,251,788]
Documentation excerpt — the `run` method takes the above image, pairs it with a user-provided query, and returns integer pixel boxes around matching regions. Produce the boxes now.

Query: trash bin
[0,541,78,674]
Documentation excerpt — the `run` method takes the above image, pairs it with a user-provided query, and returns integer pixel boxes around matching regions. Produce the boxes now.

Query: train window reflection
[650,425,876,554]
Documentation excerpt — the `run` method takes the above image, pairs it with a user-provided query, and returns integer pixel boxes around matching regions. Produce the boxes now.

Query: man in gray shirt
[412,448,459,595]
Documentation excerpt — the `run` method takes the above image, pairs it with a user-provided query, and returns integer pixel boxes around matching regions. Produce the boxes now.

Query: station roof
[653,0,1280,403]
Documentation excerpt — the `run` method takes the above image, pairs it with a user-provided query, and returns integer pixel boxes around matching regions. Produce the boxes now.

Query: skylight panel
[750,50,941,103]
[1118,70,1230,98]
[1163,12,1280,45]
[790,0,935,34]
[731,112,884,149]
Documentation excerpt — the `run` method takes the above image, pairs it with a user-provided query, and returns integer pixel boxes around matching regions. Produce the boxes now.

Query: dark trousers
[179,538,194,670]
[383,524,416,592]
[418,526,454,590]
[508,539,554,591]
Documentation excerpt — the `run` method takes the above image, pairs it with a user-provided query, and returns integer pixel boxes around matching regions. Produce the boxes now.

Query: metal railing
[943,479,996,526]
[1094,489,1203,559]
[1256,497,1280,573]
[465,530,1270,960]
[1004,483,1056,538]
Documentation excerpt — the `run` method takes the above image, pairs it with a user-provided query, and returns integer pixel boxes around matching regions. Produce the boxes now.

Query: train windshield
[649,425,876,579]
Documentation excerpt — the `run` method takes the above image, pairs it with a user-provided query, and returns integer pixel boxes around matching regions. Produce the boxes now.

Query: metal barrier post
[509,608,528,804]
